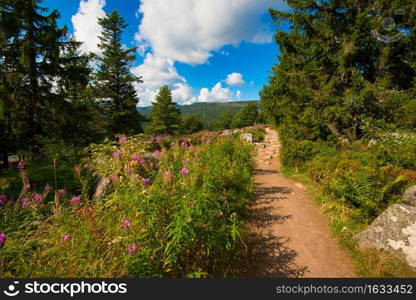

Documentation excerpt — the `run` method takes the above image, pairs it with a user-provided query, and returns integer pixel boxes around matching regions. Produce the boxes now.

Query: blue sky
[41,0,288,106]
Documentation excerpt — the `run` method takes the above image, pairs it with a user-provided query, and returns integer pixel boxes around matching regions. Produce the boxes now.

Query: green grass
[0,133,255,277]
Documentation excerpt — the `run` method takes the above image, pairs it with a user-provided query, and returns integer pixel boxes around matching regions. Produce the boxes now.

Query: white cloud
[236,90,242,100]
[131,53,185,89]
[197,82,233,103]
[72,0,106,55]
[132,53,197,106]
[225,72,245,86]
[172,83,197,105]
[135,0,288,64]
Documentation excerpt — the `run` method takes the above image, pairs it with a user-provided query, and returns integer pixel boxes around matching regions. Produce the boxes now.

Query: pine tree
[95,10,144,136]
[262,1,416,142]
[231,103,259,128]
[146,85,182,135]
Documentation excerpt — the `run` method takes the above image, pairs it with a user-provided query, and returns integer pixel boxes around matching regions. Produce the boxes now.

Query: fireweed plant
[0,133,255,277]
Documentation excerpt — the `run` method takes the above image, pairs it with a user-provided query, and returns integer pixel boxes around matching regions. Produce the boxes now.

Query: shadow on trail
[240,184,307,278]
[255,168,280,175]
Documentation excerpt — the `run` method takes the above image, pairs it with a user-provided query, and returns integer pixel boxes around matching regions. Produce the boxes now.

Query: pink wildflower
[70,196,81,205]
[44,184,52,194]
[125,168,133,174]
[112,151,121,160]
[32,193,43,203]
[20,197,29,208]
[142,178,151,185]
[165,171,172,179]
[0,194,6,205]
[153,150,162,156]
[58,189,67,197]
[17,160,24,171]
[180,141,187,148]
[121,220,131,230]
[128,243,140,255]
[61,234,71,245]
[119,136,128,143]
[180,168,190,175]
[0,233,6,247]
[188,145,194,150]
[131,154,141,162]
[155,136,162,143]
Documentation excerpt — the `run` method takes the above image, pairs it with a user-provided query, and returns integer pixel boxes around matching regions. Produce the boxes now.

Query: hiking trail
[241,127,355,277]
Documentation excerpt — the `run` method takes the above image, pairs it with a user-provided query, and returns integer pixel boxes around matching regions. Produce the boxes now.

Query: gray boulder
[240,133,253,144]
[92,176,113,199]
[355,204,416,269]
[402,186,416,207]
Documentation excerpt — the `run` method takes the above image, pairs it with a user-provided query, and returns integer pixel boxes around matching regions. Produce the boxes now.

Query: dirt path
[240,128,355,278]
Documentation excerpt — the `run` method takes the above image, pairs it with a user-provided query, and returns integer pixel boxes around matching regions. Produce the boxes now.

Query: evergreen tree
[231,103,259,128]
[217,110,233,129]
[0,0,67,154]
[146,85,182,135]
[262,1,416,142]
[96,10,143,135]
[57,39,104,148]
[182,114,204,134]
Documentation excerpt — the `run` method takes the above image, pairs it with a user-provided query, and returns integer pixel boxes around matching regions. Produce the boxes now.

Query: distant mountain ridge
[138,100,259,123]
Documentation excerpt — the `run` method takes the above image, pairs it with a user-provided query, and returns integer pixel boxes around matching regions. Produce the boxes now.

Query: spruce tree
[146,85,182,135]
[262,1,416,142]
[0,0,67,153]
[96,10,143,136]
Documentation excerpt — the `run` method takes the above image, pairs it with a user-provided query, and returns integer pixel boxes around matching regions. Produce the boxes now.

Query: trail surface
[241,128,355,277]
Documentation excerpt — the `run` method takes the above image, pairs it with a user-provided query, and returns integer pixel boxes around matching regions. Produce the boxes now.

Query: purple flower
[155,136,162,143]
[128,243,140,255]
[20,197,29,208]
[165,171,172,179]
[0,194,6,205]
[180,168,190,175]
[44,184,52,194]
[70,196,81,205]
[131,154,141,162]
[139,159,145,164]
[112,151,121,160]
[17,160,24,171]
[206,140,212,144]
[125,168,133,174]
[121,220,131,230]
[32,193,43,203]
[188,145,194,151]
[61,234,71,245]
[118,136,128,143]
[0,233,6,247]
[142,178,151,185]
[58,189,67,197]
[180,141,187,148]
[153,150,162,156]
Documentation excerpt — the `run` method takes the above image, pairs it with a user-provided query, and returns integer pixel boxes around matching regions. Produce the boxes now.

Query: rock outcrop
[240,133,253,144]
[355,200,416,269]
[402,185,416,207]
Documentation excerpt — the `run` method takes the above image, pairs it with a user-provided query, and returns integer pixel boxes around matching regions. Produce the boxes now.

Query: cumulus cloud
[72,0,107,55]
[132,53,197,106]
[135,0,288,64]
[225,72,245,86]
[131,53,185,89]
[197,82,233,103]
